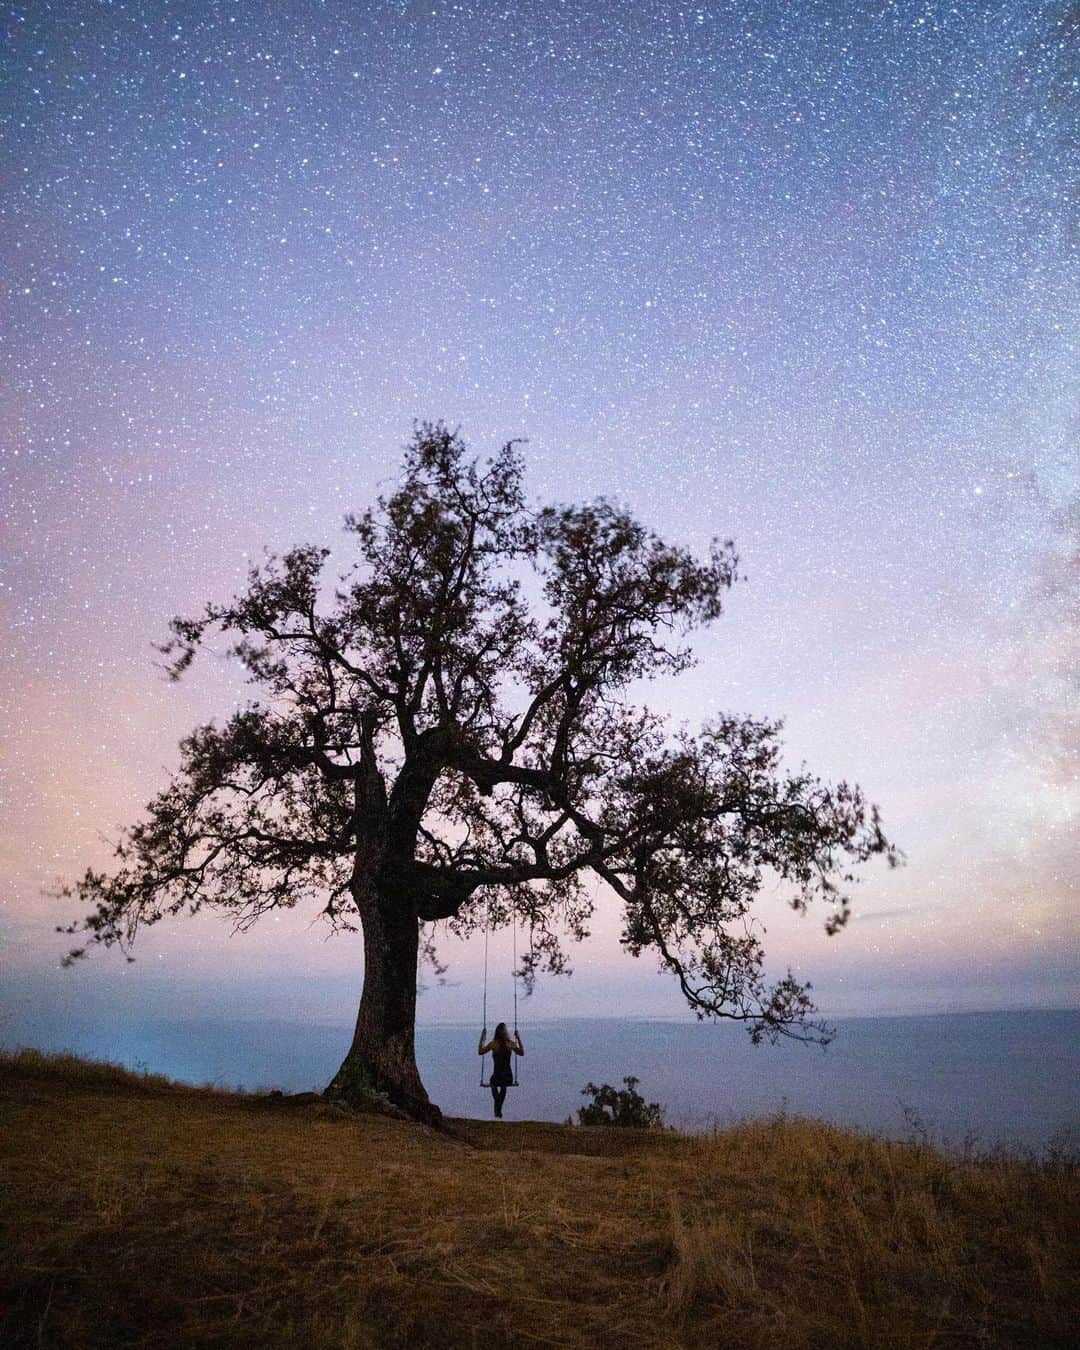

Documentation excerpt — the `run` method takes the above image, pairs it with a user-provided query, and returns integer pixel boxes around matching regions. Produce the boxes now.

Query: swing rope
[512,908,519,1086]
[480,914,489,1085]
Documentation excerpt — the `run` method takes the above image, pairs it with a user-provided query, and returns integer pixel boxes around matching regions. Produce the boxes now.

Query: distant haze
[3,1001,1076,1153]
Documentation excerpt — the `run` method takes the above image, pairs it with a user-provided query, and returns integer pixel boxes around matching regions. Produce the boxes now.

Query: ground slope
[1,1051,1075,1348]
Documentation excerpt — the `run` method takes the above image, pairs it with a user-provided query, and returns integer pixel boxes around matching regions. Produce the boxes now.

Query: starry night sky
[2,1,1076,1029]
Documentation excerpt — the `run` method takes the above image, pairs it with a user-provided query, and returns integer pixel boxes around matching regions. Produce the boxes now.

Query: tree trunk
[326,886,442,1127]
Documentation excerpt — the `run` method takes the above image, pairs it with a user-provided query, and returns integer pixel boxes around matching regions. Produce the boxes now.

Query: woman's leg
[493,1085,507,1117]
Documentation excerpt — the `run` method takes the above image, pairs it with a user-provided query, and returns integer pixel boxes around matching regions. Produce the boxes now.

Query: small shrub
[578,1076,666,1128]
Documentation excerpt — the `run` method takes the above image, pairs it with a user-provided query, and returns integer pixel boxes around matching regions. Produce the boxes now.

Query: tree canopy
[63,425,898,1114]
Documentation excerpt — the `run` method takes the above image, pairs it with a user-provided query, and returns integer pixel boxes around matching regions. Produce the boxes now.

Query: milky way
[2,1,1076,1023]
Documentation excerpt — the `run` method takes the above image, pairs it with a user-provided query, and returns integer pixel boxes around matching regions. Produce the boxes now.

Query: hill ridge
[2,1050,1076,1348]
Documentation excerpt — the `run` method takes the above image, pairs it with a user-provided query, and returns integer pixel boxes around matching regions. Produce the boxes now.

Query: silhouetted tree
[62,426,898,1123]
[578,1077,666,1129]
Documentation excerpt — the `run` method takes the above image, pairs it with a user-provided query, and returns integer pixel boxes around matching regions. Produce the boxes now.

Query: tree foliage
[577,1077,667,1129]
[62,424,899,1052]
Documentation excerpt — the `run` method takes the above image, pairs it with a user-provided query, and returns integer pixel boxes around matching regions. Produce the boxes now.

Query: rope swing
[479,904,521,1088]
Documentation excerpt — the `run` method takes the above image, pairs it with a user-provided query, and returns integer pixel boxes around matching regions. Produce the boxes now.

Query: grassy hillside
[1,1050,1075,1348]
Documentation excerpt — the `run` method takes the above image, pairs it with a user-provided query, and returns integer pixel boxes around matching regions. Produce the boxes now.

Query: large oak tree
[63,426,897,1123]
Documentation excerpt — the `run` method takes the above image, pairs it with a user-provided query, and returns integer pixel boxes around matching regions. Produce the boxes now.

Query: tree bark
[326,884,442,1126]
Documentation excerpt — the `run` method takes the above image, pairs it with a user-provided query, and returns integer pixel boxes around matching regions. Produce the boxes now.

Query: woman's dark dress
[490,1044,514,1086]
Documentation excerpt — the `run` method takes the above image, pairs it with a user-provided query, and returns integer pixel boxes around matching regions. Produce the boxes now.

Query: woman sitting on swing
[478,1022,524,1118]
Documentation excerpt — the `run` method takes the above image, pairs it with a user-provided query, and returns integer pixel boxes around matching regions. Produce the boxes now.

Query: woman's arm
[513,1030,525,1055]
[478,1030,494,1054]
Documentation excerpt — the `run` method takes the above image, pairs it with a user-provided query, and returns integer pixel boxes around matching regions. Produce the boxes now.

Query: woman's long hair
[493,1022,511,1044]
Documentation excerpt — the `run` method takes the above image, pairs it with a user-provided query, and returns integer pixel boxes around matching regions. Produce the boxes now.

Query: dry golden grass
[1,1048,1075,1348]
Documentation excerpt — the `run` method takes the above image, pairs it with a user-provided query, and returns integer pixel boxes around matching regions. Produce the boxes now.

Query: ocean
[4,1007,1077,1154]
